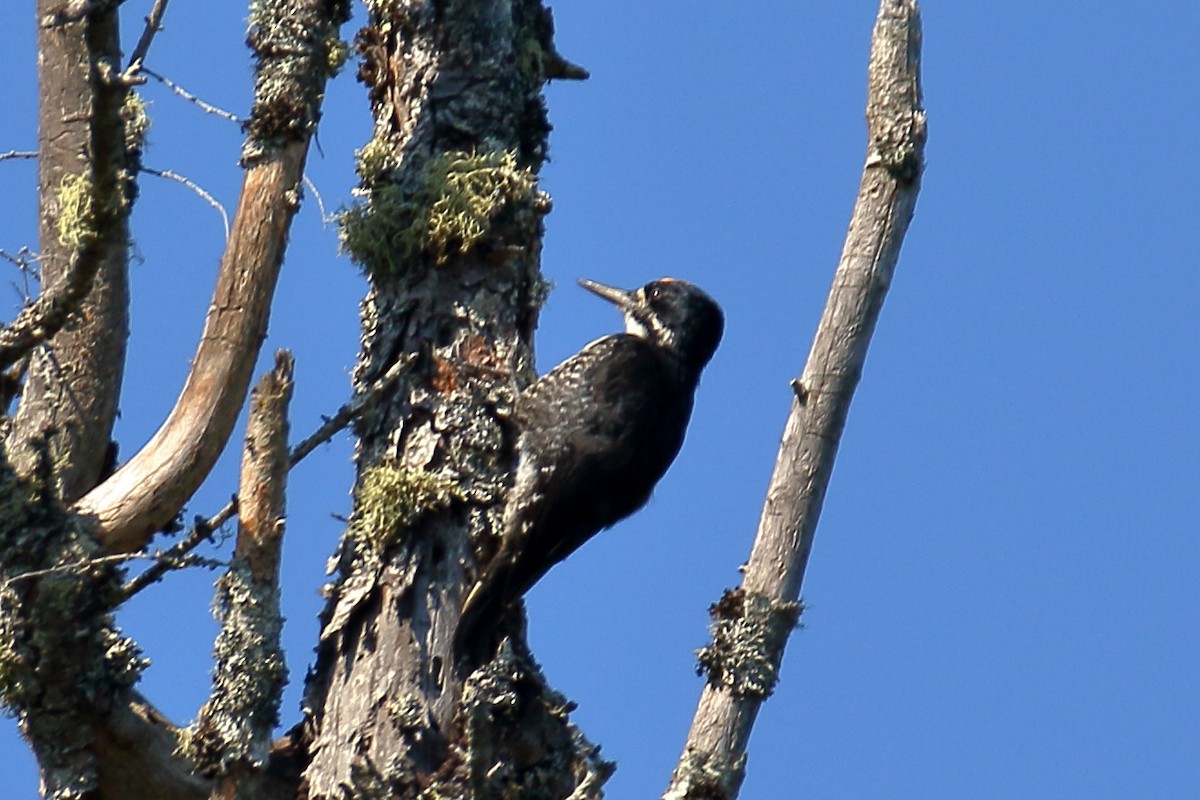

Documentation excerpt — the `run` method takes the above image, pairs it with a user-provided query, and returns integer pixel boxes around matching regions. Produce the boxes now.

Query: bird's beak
[578,278,635,310]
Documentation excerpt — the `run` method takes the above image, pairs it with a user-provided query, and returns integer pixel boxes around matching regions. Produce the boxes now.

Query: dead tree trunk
[299,2,608,797]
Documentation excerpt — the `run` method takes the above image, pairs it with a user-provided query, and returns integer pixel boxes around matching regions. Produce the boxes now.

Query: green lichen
[461,639,615,799]
[516,34,546,80]
[179,560,285,775]
[348,461,464,553]
[695,589,802,699]
[241,0,351,162]
[662,747,744,800]
[120,90,150,158]
[55,172,98,251]
[327,36,351,75]
[340,149,539,278]
[425,150,537,263]
[0,454,148,798]
[354,136,400,184]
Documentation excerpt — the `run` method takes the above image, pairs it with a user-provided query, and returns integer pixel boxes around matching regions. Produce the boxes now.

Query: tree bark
[665,2,926,798]
[74,0,352,555]
[6,0,133,504]
[300,3,607,798]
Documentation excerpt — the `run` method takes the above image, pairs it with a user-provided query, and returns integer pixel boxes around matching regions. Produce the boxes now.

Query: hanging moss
[120,90,150,158]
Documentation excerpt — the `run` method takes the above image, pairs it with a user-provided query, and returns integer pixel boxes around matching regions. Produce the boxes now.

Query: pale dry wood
[665,2,926,798]
[117,353,414,600]
[234,350,293,576]
[75,143,309,554]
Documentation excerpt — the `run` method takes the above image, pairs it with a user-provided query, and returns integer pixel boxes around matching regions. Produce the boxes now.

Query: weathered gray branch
[665,2,926,798]
[74,0,351,555]
[183,352,293,797]
[125,0,171,69]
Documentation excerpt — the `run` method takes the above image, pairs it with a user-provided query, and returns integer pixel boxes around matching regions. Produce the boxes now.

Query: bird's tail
[453,562,513,671]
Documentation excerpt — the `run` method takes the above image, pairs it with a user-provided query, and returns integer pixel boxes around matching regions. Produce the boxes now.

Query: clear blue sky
[3,1,1198,797]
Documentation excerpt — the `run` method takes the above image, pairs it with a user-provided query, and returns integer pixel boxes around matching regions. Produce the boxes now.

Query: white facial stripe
[624,315,650,338]
[649,315,676,348]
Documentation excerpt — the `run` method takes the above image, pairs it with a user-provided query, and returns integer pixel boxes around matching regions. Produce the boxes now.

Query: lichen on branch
[242,0,352,163]
[340,148,542,278]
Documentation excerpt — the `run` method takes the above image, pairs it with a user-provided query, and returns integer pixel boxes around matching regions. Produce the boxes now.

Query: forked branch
[75,0,351,555]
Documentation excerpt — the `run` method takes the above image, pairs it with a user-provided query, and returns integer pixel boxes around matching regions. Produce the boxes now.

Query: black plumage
[456,277,723,660]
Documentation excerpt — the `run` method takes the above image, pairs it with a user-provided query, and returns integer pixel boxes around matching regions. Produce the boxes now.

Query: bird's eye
[648,285,663,302]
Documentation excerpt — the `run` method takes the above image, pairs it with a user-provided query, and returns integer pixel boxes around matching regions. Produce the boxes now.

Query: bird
[455,276,724,661]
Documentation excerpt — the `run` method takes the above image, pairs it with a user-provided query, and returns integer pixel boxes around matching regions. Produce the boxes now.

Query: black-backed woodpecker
[456,277,723,659]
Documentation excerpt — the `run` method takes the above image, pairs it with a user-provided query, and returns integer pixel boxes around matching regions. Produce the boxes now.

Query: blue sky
[2,1,1198,797]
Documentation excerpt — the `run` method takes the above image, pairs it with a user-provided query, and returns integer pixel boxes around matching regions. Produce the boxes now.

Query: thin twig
[0,247,40,271]
[141,166,230,241]
[140,67,241,123]
[126,0,172,70]
[118,355,415,599]
[0,247,102,371]
[2,550,222,588]
[117,501,239,599]
[289,353,416,466]
[303,173,332,227]
[0,150,38,162]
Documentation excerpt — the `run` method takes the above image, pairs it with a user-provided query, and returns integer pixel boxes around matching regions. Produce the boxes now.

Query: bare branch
[183,351,293,790]
[665,2,926,798]
[141,165,231,240]
[74,147,306,553]
[126,0,171,69]
[116,504,236,600]
[141,67,242,123]
[288,352,414,465]
[0,246,41,271]
[302,173,331,227]
[118,353,414,600]
[94,691,212,800]
[8,0,133,503]
[0,150,37,161]
[75,0,350,554]
[0,250,103,371]
[3,552,145,586]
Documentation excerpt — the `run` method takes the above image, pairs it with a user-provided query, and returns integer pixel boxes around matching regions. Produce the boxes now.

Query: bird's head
[579,277,724,376]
